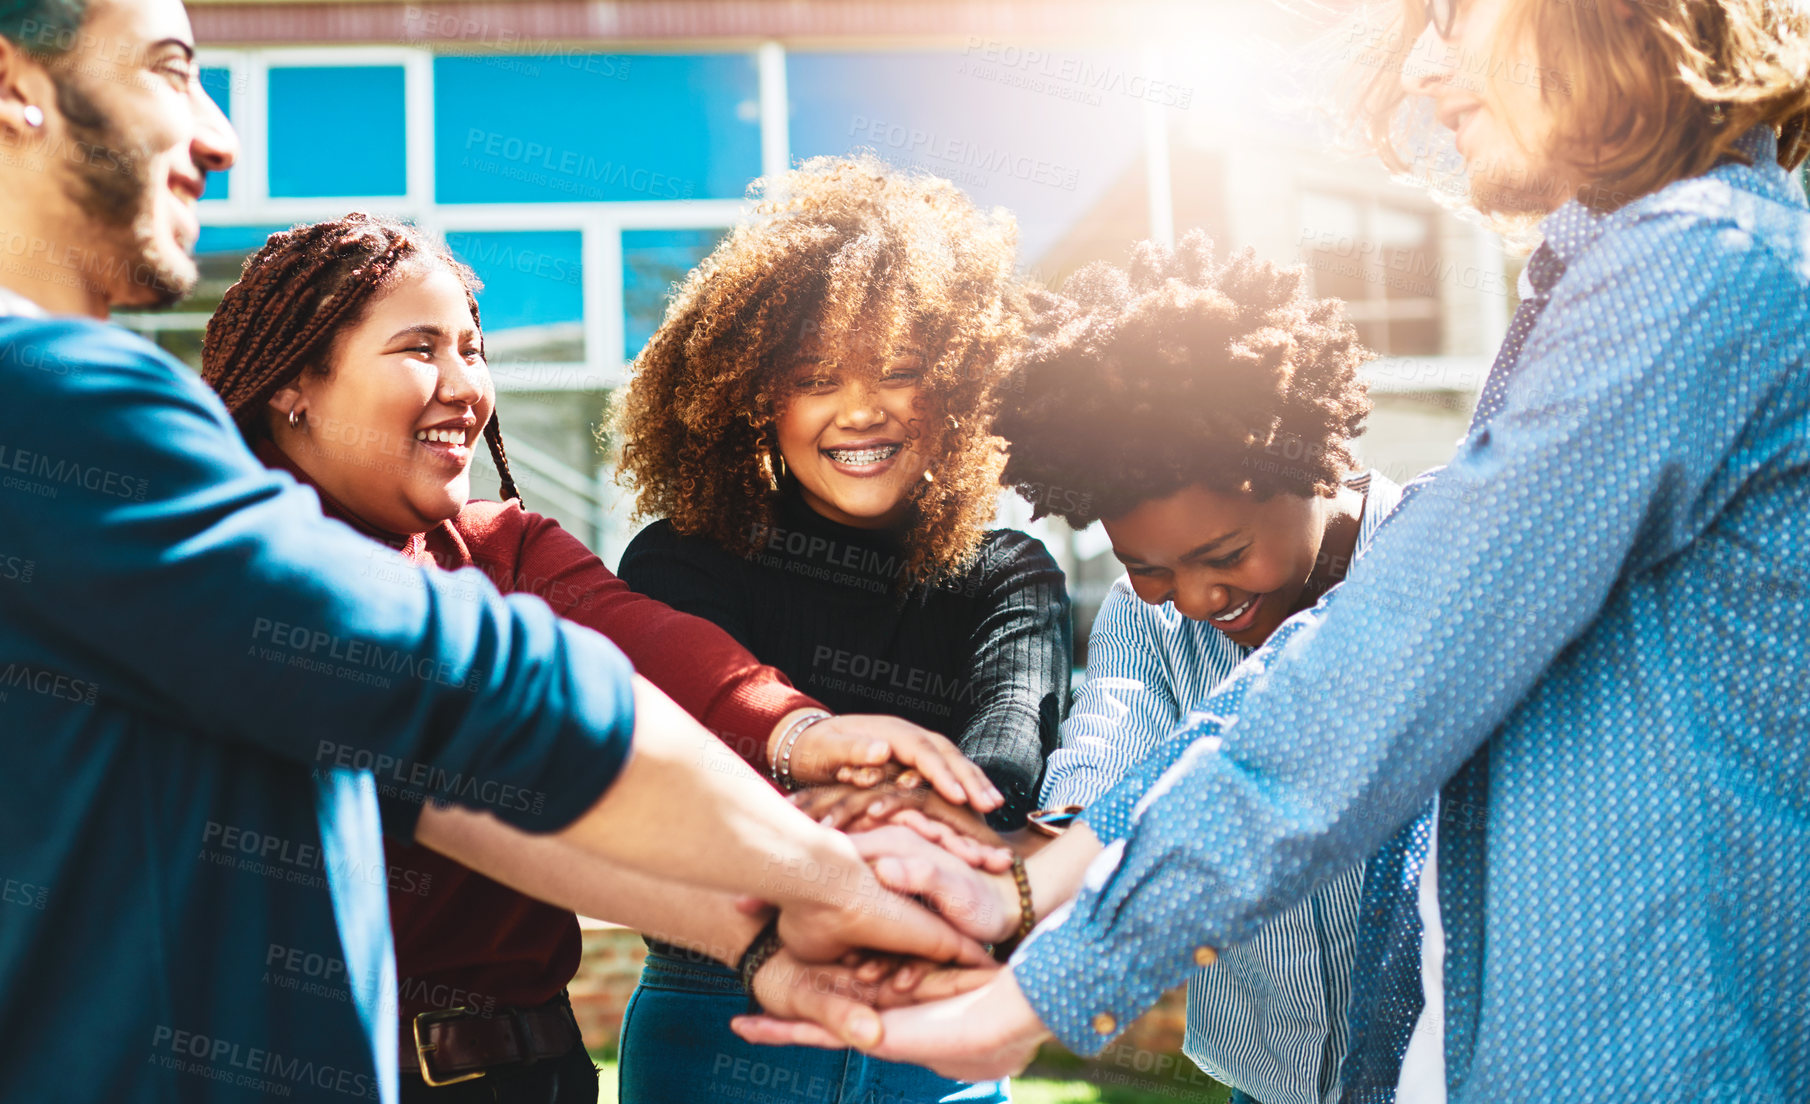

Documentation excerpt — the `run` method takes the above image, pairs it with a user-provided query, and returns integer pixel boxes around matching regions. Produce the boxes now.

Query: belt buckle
[413,1007,486,1087]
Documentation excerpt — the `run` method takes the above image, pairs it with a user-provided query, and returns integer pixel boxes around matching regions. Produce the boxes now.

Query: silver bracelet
[773,711,832,791]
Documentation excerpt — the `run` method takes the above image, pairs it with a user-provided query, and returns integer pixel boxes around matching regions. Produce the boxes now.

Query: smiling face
[771,329,931,530]
[1104,482,1353,649]
[5,0,238,311]
[1400,0,1569,215]
[267,260,493,536]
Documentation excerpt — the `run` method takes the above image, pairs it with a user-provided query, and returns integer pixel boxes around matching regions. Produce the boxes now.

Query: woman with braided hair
[200,212,1014,1103]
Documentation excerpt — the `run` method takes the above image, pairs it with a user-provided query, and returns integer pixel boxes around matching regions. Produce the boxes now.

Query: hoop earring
[288,406,306,432]
[758,426,787,488]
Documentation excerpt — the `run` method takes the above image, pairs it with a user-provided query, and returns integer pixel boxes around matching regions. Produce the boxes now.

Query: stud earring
[21,105,43,129]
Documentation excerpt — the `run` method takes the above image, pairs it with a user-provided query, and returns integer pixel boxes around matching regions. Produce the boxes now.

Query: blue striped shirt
[1042,470,1402,1104]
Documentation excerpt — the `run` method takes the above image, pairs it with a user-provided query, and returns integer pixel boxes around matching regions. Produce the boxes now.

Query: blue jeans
[618,951,1010,1104]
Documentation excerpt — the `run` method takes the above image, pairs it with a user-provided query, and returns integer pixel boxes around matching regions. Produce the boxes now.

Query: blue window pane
[787,51,1146,269]
[622,228,727,360]
[199,66,232,200]
[445,230,585,363]
[268,66,407,198]
[436,54,760,205]
[196,224,287,257]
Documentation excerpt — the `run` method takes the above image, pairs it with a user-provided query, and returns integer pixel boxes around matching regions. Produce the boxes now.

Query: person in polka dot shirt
[732,0,1810,1099]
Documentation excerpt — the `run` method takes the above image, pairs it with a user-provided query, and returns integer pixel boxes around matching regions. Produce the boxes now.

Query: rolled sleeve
[1015,206,1799,1053]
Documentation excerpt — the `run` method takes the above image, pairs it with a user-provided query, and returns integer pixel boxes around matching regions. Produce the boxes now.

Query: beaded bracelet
[992,854,1037,960]
[772,710,832,791]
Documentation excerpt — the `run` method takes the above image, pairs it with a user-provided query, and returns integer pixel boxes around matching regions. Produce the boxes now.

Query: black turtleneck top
[618,489,1072,827]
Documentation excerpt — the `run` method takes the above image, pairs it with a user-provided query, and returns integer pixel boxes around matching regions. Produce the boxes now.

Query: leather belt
[403,996,582,1087]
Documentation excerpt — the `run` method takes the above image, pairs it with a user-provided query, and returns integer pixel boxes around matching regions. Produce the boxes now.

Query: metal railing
[483,434,620,557]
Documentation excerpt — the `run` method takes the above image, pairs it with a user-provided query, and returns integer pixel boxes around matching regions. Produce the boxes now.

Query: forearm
[546,675,870,903]
[520,520,818,775]
[1022,821,1103,922]
[415,808,763,966]
[3,329,634,835]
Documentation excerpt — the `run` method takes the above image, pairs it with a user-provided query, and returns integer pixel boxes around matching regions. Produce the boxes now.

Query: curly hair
[612,154,1026,588]
[994,230,1372,528]
[201,212,519,502]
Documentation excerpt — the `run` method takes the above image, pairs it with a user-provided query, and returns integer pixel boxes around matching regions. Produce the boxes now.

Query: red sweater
[256,444,820,1024]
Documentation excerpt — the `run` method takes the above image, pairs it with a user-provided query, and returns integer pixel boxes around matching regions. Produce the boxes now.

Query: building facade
[154,0,1515,646]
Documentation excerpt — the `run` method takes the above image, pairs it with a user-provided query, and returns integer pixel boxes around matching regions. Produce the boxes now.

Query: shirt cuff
[1077,788,1140,845]
[1009,855,1207,1057]
[374,617,638,836]
[499,627,638,833]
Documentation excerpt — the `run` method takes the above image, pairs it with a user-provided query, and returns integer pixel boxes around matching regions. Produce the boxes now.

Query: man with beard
[0,2,991,1101]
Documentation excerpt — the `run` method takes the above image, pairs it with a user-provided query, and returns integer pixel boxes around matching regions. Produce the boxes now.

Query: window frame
[186,45,763,390]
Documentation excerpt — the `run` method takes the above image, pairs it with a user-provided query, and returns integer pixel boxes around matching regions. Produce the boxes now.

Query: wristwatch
[1025,804,1084,838]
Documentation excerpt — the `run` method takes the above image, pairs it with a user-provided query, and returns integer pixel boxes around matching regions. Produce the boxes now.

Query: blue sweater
[0,318,636,1102]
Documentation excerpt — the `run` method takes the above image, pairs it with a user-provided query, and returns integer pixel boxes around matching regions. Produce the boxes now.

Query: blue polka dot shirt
[1012,125,1810,1101]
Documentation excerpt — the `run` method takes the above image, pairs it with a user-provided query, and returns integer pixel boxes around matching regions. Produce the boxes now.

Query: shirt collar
[1532,200,1610,286]
[0,285,50,319]
[1728,124,1778,169]
[1531,124,1787,291]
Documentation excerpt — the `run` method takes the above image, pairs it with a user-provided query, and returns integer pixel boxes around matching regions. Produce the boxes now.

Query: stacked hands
[726,719,1058,1082]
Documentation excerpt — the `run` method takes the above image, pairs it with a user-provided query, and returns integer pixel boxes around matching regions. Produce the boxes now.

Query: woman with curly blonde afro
[612,155,1071,1104]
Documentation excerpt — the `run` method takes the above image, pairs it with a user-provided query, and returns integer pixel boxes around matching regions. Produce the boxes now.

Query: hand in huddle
[737,964,1050,1081]
[791,781,1015,873]
[748,946,1002,1049]
[777,714,1004,814]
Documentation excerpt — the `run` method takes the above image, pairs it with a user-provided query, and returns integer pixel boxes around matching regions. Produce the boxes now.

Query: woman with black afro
[996,230,1410,1104]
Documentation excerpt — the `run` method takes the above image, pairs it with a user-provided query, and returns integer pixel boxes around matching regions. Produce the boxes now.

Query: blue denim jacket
[0,317,637,1102]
